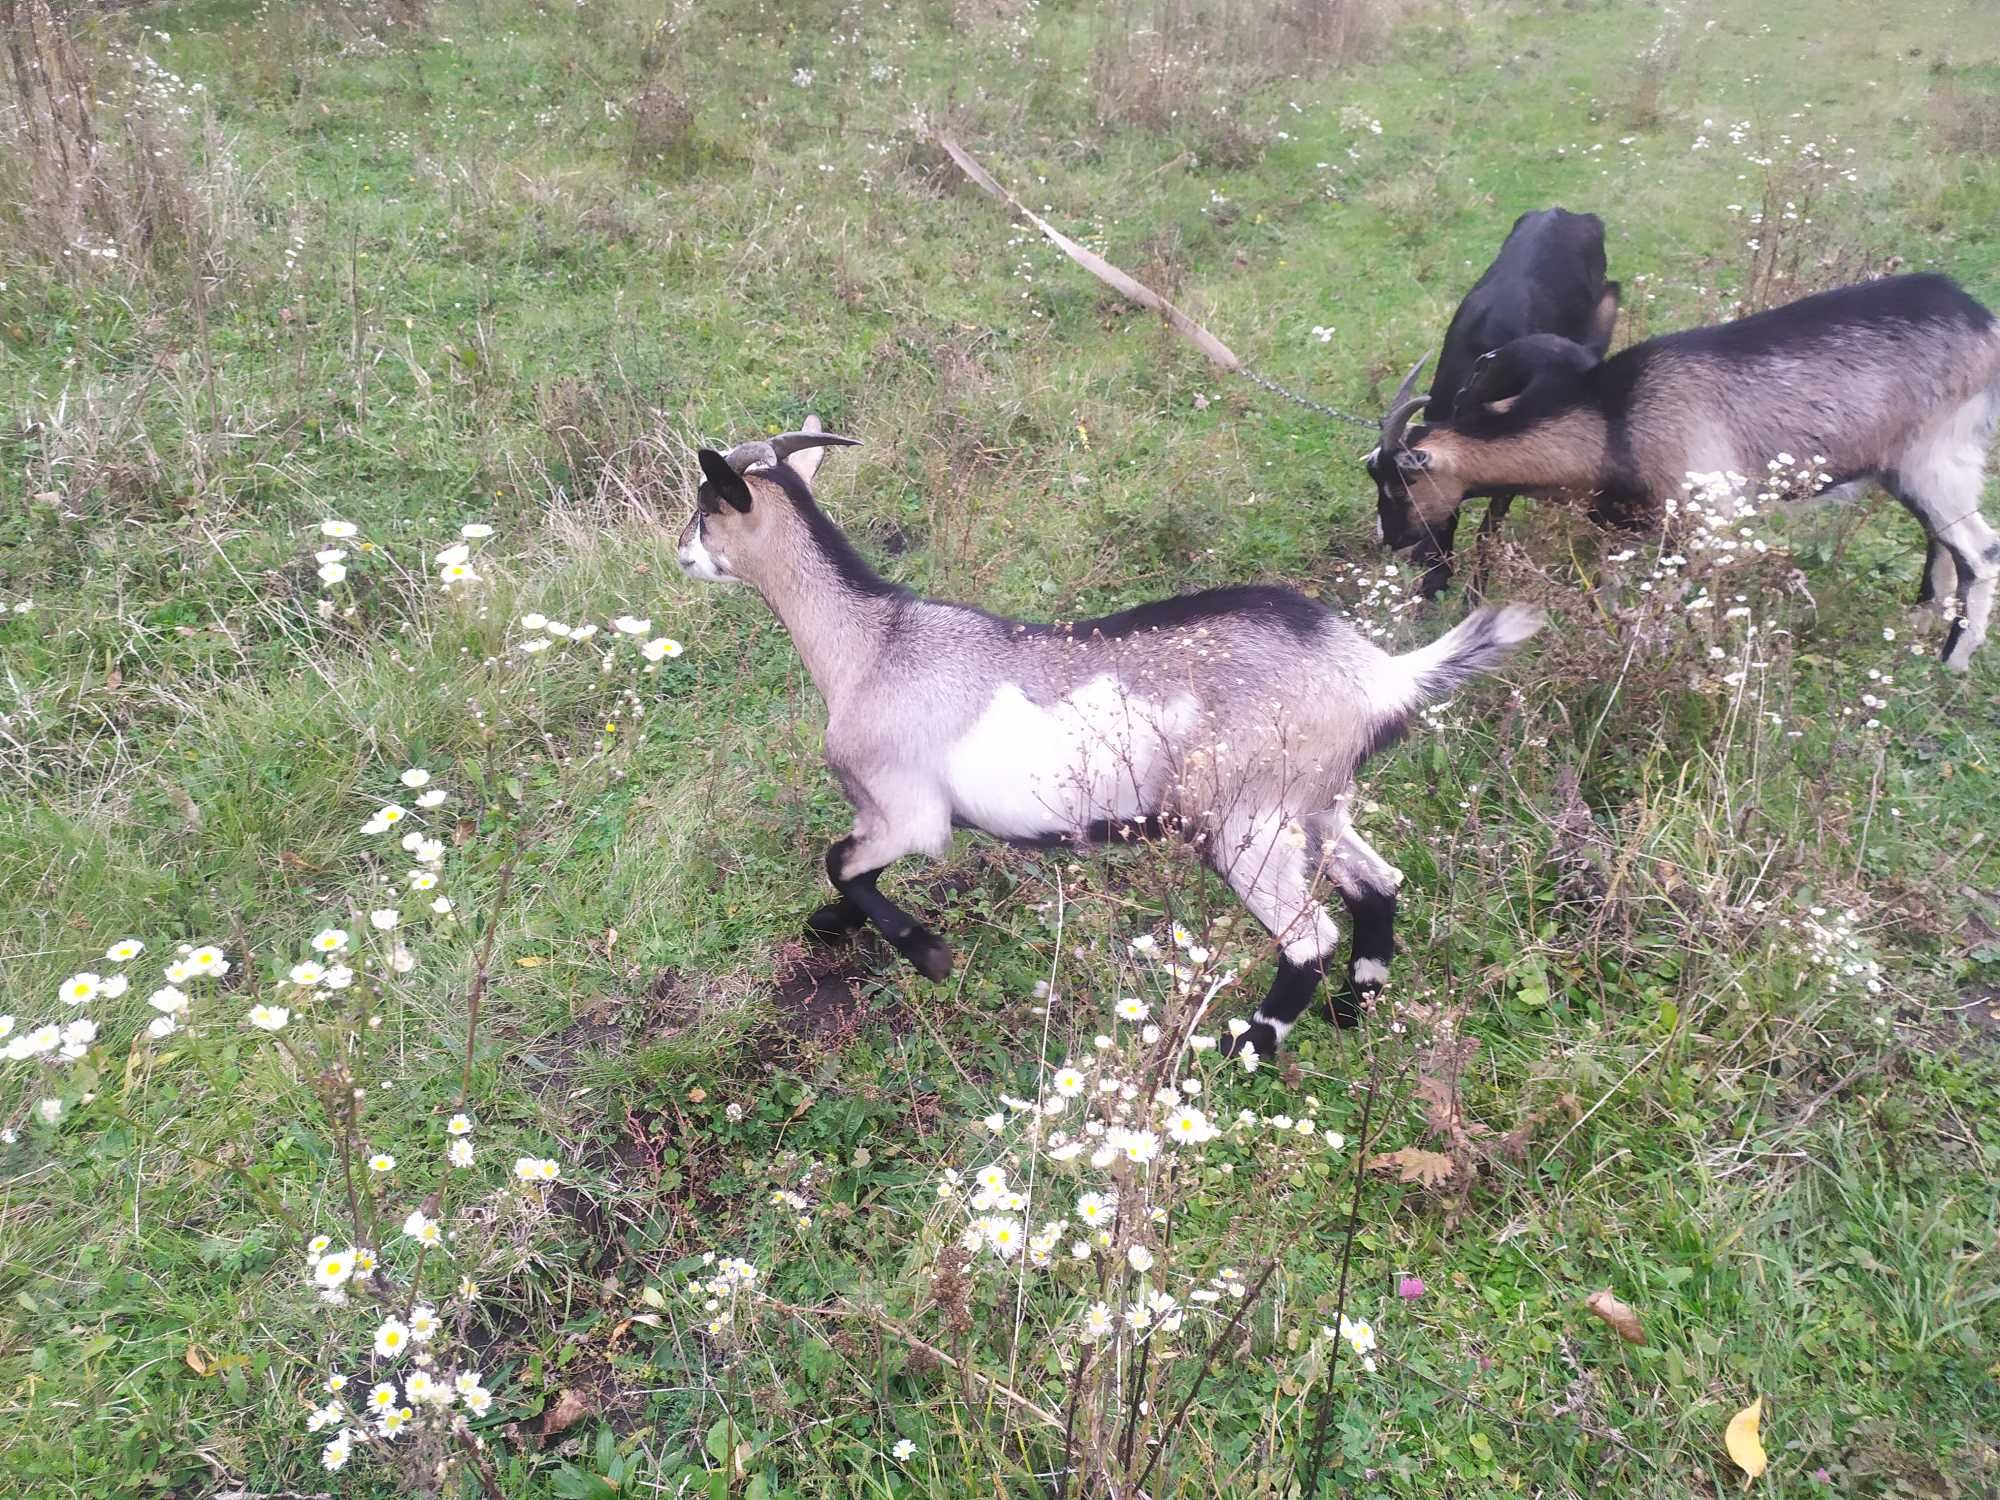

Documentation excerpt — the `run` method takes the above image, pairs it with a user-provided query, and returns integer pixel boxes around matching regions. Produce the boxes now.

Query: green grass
[2,0,1998,1495]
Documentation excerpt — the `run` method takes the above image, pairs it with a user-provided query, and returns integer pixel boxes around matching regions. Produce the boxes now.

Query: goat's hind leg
[823,804,955,981]
[1894,394,2000,669]
[1914,538,1958,617]
[1320,825,1404,1028]
[1210,812,1343,1059]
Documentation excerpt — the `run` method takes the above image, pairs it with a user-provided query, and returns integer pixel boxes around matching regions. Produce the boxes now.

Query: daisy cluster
[938,972,1347,1352]
[509,610,688,740]
[299,1109,562,1473]
[312,519,497,619]
[307,1336,495,1472]
[682,1252,761,1341]
[1780,904,1884,998]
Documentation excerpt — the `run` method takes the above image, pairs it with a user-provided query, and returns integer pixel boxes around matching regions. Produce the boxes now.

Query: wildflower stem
[769,1296,1064,1431]
[106,1106,304,1237]
[457,853,516,1114]
[1300,1039,1387,1499]
[453,1426,508,1500]
[1131,1256,1278,1495]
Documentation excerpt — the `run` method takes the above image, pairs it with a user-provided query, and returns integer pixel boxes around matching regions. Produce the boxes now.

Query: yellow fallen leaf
[515,955,547,968]
[1725,1396,1768,1485]
[184,1344,212,1376]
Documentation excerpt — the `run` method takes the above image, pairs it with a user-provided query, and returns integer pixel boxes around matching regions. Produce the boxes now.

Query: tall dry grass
[1087,0,1390,165]
[0,0,243,282]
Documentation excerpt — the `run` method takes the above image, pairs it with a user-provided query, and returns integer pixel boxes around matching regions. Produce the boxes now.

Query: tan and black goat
[1369,273,2000,668]
[678,423,1543,1058]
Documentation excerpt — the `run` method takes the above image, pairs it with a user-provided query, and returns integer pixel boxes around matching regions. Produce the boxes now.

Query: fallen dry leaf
[686,1086,707,1104]
[184,1344,212,1376]
[542,1387,591,1439]
[1366,1147,1456,1189]
[515,955,547,969]
[1725,1396,1768,1485]
[1583,1289,1647,1345]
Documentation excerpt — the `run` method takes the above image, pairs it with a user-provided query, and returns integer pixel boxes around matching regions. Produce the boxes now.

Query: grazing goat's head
[676,420,860,587]
[1366,335,1603,552]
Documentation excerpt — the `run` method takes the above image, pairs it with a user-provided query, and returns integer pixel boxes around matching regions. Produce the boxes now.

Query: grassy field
[2,0,1999,1494]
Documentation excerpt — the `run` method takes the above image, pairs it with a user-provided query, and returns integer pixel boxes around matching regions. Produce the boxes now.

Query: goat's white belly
[943,677,1197,839]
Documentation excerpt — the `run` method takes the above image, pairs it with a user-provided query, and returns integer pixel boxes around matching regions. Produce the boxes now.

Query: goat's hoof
[803,902,862,945]
[1222,1020,1279,1061]
[904,933,955,983]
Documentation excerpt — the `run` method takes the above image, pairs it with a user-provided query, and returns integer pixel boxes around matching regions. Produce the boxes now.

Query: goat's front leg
[1413,511,1462,601]
[1464,494,1515,602]
[820,803,954,981]
[1208,812,1343,1060]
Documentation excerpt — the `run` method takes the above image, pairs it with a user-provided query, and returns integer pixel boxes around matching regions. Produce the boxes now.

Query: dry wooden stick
[931,130,1245,374]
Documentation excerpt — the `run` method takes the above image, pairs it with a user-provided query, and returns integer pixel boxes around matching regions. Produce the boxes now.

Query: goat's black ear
[697,448,753,513]
[1457,333,1595,414]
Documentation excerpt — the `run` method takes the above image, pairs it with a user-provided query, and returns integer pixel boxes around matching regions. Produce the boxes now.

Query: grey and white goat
[1390,206,1621,598]
[1368,273,2000,668]
[678,423,1543,1057]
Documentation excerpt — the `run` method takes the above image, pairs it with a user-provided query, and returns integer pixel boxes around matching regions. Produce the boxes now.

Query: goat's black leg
[803,895,867,945]
[1329,883,1395,1028]
[1414,511,1461,600]
[1224,953,1327,1062]
[823,839,954,981]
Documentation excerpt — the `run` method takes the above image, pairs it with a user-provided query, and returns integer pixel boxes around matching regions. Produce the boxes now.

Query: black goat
[1376,208,1621,596]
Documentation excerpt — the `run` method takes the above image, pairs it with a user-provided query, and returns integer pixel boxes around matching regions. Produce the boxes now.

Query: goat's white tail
[1362,605,1544,759]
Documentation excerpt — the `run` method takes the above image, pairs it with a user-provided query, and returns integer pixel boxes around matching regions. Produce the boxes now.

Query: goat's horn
[723,431,861,472]
[1379,355,1430,449]
[721,438,777,472]
[768,430,860,462]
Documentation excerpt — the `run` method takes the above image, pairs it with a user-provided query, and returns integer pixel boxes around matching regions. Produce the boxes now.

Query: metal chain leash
[1237,367,1380,430]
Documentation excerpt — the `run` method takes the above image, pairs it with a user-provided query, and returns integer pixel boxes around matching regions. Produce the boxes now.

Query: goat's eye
[696,486,721,517]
